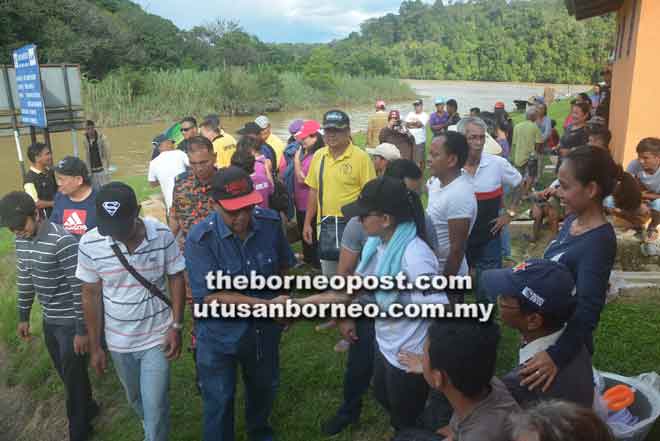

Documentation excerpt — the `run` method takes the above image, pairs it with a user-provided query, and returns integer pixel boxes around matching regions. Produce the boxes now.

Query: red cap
[495,101,505,109]
[376,100,386,109]
[295,120,321,142]
[388,110,401,120]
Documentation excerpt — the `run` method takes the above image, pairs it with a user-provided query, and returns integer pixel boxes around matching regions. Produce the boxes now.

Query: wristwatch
[170,322,184,332]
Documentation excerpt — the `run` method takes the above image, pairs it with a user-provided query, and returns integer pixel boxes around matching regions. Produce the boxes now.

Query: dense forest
[1,0,615,84]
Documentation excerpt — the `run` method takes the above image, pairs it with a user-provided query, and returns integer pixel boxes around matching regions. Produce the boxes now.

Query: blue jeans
[197,321,282,441]
[110,346,170,441]
[467,235,503,303]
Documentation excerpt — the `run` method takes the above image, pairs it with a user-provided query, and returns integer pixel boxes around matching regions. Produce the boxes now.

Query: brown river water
[0,79,588,193]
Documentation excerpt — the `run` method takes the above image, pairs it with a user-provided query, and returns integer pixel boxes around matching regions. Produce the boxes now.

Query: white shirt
[405,111,429,144]
[76,218,186,353]
[463,152,522,194]
[148,150,189,211]
[519,327,564,365]
[358,237,449,370]
[426,174,477,276]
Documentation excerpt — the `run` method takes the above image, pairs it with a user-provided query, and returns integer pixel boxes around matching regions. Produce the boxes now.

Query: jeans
[110,346,170,441]
[373,349,429,431]
[197,321,282,441]
[43,322,95,441]
[467,235,503,303]
[320,259,338,277]
[337,317,375,420]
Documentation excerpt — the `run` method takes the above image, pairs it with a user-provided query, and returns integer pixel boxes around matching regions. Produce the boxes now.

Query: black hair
[446,99,457,109]
[237,136,261,154]
[503,295,574,334]
[231,148,255,175]
[442,131,470,169]
[199,119,220,134]
[427,320,500,399]
[572,101,592,118]
[379,175,429,247]
[587,125,612,147]
[636,137,660,155]
[181,116,197,127]
[0,191,36,230]
[187,135,214,154]
[470,107,481,114]
[384,159,422,181]
[564,145,640,211]
[203,114,220,127]
[308,132,324,155]
[85,120,95,128]
[27,142,50,163]
[578,92,592,104]
[551,119,557,128]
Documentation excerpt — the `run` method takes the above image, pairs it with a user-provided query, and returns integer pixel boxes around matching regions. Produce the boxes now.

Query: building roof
[565,0,623,20]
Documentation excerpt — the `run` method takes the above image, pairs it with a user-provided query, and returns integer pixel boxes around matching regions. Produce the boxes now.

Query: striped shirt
[16,222,85,334]
[76,217,185,353]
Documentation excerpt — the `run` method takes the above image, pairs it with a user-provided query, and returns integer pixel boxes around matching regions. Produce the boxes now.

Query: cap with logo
[434,97,446,105]
[255,115,270,129]
[295,120,321,142]
[341,176,412,221]
[96,182,140,236]
[237,122,262,136]
[366,143,401,161]
[211,166,263,211]
[481,259,576,316]
[54,156,90,180]
[322,110,350,130]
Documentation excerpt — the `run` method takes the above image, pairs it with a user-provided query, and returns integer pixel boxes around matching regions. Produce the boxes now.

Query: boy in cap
[51,156,98,239]
[303,110,376,276]
[423,319,520,441]
[0,191,98,441]
[366,142,401,176]
[184,166,295,441]
[237,122,278,176]
[255,115,286,169]
[77,182,186,441]
[405,99,429,170]
[482,259,594,408]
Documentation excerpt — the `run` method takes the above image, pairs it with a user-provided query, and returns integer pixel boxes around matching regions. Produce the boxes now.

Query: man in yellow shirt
[303,110,376,275]
[255,115,285,170]
[200,119,237,169]
[366,100,388,148]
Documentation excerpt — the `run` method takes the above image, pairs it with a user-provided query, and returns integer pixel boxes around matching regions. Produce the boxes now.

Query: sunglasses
[180,126,195,132]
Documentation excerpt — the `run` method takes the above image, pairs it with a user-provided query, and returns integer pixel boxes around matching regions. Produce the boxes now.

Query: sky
[132,0,435,43]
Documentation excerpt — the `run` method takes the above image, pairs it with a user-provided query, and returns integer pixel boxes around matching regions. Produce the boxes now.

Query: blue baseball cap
[481,259,576,316]
[435,97,446,105]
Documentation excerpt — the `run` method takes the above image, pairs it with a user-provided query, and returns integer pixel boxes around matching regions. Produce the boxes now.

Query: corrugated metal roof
[565,0,623,20]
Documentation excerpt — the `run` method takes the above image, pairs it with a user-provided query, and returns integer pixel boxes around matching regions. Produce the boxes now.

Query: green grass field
[1,98,659,440]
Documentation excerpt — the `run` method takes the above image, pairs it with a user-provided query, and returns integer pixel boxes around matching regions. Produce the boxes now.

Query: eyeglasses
[180,126,195,132]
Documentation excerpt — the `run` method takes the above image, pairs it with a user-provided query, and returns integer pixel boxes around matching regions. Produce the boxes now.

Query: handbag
[317,156,347,261]
[110,244,172,308]
[269,178,290,213]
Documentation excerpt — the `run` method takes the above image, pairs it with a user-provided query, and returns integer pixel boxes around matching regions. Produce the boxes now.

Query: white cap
[255,115,270,129]
[366,143,402,161]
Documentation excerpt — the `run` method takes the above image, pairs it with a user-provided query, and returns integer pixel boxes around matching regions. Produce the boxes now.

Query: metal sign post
[1,65,25,180]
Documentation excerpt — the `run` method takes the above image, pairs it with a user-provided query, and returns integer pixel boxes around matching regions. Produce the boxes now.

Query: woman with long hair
[556,102,590,173]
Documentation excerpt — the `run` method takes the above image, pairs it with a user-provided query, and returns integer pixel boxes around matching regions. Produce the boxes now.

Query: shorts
[414,142,426,163]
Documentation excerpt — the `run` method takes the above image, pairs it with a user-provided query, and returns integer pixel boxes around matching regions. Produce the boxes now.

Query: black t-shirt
[559,126,588,150]
[24,168,57,218]
[86,134,103,172]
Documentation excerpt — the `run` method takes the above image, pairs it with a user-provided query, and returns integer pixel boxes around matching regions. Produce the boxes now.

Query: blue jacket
[282,141,301,219]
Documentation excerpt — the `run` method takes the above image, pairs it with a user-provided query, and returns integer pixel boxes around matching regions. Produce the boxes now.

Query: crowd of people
[1,72,657,441]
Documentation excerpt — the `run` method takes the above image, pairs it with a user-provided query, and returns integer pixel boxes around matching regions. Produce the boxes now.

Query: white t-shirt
[358,237,448,370]
[405,111,429,144]
[426,174,477,276]
[147,150,189,210]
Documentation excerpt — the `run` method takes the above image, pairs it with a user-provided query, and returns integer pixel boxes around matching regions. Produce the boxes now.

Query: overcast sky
[132,0,435,43]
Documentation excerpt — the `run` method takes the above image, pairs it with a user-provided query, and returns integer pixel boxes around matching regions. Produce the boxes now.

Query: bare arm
[444,218,470,277]
[81,281,104,352]
[168,272,185,324]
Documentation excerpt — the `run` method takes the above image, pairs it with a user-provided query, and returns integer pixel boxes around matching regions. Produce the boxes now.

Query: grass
[1,98,659,440]
[83,68,416,127]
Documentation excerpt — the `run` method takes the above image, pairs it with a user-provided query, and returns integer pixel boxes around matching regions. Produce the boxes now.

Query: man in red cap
[379,110,415,160]
[367,100,388,148]
[184,166,296,441]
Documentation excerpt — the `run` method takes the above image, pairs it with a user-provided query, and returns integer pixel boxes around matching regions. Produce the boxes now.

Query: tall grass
[83,68,416,127]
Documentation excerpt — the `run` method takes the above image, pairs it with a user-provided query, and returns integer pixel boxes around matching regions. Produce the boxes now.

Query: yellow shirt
[266,133,286,168]
[305,144,376,217]
[367,112,388,147]
[213,131,237,168]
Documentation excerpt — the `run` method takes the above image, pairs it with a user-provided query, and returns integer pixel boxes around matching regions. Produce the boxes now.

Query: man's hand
[17,322,30,341]
[163,328,182,360]
[337,319,358,342]
[303,223,313,245]
[73,335,89,355]
[490,213,512,235]
[90,347,107,376]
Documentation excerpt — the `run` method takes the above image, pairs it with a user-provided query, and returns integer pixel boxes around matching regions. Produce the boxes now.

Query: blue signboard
[12,44,48,128]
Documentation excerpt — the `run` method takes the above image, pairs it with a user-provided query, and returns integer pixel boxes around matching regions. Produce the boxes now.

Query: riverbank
[1,101,659,441]
[83,68,416,127]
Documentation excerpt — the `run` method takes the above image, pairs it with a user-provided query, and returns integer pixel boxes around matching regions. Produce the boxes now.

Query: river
[0,79,589,192]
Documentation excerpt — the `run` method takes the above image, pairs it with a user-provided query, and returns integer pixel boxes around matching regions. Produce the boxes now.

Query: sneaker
[321,413,358,436]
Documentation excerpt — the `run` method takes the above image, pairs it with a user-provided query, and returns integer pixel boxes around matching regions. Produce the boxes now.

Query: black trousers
[295,209,320,268]
[43,322,94,441]
[373,347,429,431]
[337,317,375,420]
